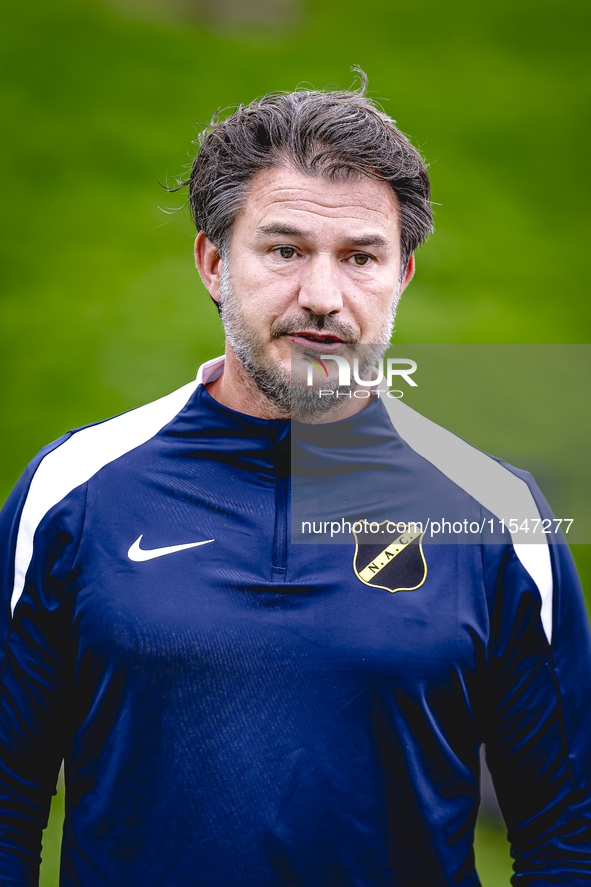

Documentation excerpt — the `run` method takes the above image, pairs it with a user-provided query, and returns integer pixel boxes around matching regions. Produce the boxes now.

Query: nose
[298,254,343,316]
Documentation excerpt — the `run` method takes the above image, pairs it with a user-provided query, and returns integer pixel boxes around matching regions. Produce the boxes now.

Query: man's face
[200,165,414,418]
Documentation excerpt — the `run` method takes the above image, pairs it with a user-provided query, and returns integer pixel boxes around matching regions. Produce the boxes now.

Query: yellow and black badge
[352,521,427,593]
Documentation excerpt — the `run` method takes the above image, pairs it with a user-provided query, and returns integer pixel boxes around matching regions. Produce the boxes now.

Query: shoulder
[381,396,546,522]
[381,396,557,636]
[11,378,199,521]
[1,379,200,617]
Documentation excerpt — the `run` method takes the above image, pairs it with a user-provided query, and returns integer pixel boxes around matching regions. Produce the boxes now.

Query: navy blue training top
[0,356,590,886]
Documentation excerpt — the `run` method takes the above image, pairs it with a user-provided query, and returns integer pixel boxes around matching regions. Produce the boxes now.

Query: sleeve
[480,489,591,885]
[0,437,84,886]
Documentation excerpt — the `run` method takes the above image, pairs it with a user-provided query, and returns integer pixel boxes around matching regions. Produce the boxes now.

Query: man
[0,75,590,886]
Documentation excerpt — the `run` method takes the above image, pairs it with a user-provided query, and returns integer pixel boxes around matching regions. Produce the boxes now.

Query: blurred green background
[1,0,589,883]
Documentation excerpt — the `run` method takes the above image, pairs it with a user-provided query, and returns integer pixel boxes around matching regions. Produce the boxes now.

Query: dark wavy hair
[176,70,433,271]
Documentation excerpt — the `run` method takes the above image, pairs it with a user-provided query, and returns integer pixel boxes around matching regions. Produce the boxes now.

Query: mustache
[271,313,360,344]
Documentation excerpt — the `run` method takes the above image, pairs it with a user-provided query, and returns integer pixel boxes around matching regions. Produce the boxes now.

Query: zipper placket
[272,437,289,580]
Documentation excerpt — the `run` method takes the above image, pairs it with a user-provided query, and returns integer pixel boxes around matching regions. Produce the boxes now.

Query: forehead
[235,165,400,239]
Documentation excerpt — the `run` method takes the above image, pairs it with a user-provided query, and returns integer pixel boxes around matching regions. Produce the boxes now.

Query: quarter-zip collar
[170,356,397,478]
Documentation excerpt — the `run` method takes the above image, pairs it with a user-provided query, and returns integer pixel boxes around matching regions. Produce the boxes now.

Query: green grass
[474,817,514,886]
[40,782,65,887]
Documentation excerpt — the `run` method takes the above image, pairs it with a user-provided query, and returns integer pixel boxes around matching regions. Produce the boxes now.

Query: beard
[218,261,399,422]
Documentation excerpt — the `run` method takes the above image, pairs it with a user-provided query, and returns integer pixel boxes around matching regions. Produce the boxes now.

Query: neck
[206,345,373,424]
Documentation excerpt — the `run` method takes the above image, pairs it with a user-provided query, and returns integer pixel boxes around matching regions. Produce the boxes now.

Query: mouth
[286,332,347,352]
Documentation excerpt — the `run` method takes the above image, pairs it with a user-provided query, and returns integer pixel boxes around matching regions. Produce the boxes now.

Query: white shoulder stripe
[382,397,553,643]
[512,544,553,644]
[11,380,198,616]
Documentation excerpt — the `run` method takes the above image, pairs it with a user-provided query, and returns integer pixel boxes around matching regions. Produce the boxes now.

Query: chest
[71,471,488,681]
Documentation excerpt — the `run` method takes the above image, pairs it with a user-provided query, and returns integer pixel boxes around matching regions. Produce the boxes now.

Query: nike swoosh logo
[128,534,214,562]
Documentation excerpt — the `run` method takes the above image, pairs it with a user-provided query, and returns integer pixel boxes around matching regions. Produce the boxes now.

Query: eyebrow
[348,234,390,249]
[256,224,312,239]
[255,224,390,249]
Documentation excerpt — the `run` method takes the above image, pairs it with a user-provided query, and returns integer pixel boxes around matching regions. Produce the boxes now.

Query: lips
[287,332,347,352]
[292,332,343,344]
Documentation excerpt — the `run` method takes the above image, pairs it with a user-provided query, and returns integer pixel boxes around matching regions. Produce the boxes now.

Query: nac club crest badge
[352,521,427,593]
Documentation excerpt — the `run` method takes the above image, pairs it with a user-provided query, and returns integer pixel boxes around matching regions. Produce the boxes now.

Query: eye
[275,246,296,259]
[352,254,371,266]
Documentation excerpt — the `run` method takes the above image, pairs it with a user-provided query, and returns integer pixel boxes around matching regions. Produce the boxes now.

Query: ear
[398,253,415,296]
[194,232,223,304]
